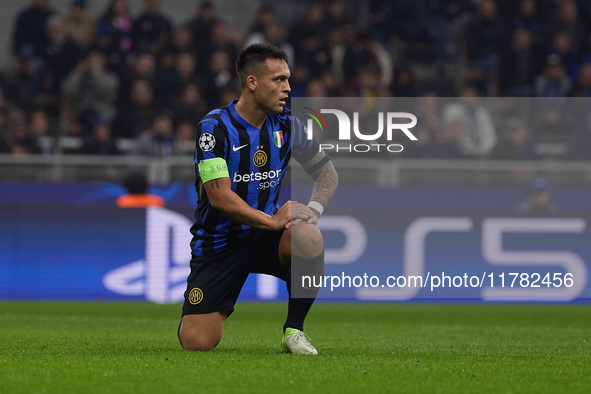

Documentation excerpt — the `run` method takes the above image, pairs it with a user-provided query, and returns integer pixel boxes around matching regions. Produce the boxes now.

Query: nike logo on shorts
[232,144,248,151]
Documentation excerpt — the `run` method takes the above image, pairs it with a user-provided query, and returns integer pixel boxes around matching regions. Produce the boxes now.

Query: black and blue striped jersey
[190,100,317,256]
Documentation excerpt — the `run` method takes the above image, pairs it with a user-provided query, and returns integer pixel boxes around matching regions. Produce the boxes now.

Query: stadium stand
[1,0,591,186]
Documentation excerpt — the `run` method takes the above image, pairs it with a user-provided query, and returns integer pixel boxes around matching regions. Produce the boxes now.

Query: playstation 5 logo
[103,208,191,304]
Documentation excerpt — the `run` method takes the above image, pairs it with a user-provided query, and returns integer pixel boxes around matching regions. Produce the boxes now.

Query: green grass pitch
[1,302,589,393]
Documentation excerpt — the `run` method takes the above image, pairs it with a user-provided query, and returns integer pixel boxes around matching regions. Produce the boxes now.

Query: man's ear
[246,75,257,91]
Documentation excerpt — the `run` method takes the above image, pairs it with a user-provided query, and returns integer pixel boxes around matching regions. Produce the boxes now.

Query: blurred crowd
[1,0,591,161]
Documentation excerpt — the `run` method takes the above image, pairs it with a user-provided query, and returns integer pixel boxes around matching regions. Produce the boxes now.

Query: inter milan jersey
[191,100,317,256]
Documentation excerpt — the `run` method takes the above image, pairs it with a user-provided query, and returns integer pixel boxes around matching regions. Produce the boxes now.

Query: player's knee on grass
[180,327,222,352]
[181,334,221,352]
[179,313,225,352]
[291,222,323,258]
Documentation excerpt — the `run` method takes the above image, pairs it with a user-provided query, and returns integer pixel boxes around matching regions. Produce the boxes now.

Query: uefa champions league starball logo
[199,133,216,151]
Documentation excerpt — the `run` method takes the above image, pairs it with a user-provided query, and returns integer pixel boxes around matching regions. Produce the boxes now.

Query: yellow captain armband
[198,158,229,183]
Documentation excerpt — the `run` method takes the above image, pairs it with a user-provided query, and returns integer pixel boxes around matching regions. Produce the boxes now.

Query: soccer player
[178,44,338,354]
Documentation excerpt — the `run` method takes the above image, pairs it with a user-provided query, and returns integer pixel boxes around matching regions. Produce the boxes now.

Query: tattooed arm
[300,151,339,220]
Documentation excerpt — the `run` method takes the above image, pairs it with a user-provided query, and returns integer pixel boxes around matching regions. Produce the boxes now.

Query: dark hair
[123,172,148,194]
[235,44,288,87]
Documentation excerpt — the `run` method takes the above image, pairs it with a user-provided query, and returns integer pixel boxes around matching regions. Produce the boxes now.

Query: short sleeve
[291,116,319,165]
[194,118,228,164]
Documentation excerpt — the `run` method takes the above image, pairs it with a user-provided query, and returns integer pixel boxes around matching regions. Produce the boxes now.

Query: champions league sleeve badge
[199,133,216,151]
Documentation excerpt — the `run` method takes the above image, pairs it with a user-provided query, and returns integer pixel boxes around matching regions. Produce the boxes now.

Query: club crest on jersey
[253,146,267,167]
[198,133,215,151]
[273,130,284,148]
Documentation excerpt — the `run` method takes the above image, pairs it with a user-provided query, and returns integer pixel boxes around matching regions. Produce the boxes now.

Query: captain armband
[198,157,229,183]
[304,155,330,176]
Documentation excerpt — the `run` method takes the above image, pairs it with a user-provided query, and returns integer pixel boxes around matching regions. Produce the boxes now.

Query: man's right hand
[204,178,317,232]
[272,201,316,231]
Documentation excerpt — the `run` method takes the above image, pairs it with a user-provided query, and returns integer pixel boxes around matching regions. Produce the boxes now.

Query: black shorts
[182,229,288,317]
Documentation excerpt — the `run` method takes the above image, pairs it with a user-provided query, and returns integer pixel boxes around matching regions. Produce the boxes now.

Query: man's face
[146,0,160,14]
[34,0,48,9]
[253,59,291,114]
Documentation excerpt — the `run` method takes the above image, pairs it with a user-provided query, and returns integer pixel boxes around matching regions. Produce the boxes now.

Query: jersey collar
[229,99,263,132]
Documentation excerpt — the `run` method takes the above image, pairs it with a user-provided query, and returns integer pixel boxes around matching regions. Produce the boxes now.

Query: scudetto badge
[273,131,284,148]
